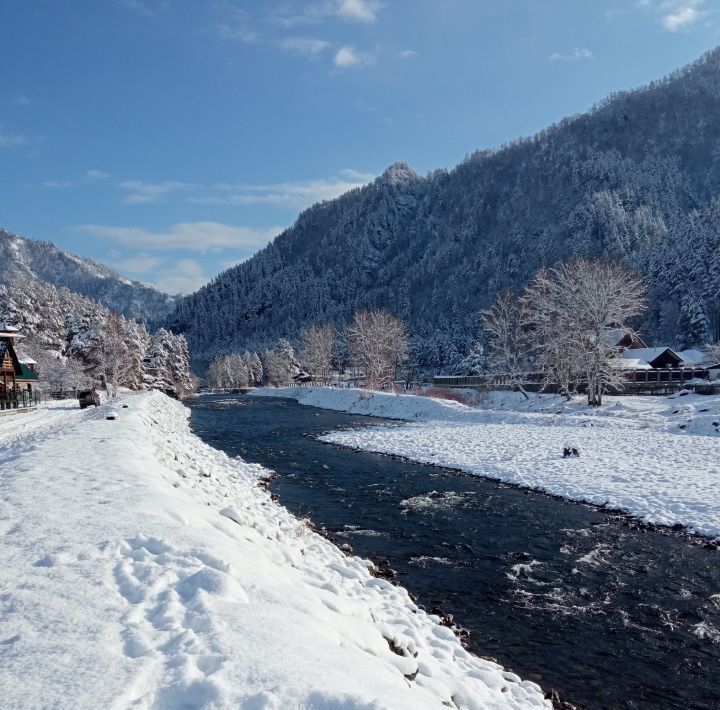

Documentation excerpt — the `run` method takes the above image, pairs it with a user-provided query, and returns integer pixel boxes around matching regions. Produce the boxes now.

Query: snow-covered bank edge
[250,385,477,421]
[0,391,550,709]
[252,387,720,542]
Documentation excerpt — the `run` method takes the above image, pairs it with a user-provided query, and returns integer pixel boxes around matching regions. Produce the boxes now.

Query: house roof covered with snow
[613,357,654,370]
[677,350,706,365]
[604,329,648,350]
[0,323,23,339]
[620,347,683,369]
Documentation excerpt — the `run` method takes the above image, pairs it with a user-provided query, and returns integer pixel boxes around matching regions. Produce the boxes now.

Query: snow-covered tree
[346,309,408,390]
[144,329,194,396]
[705,342,720,365]
[262,339,301,386]
[458,342,486,376]
[300,324,336,383]
[246,351,264,386]
[480,291,530,398]
[522,259,646,406]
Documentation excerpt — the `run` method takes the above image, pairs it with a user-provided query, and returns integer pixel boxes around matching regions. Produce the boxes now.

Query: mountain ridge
[0,228,176,325]
[168,45,720,369]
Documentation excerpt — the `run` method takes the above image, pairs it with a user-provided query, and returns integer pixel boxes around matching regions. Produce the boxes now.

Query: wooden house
[0,323,38,410]
[611,331,648,350]
[620,347,683,369]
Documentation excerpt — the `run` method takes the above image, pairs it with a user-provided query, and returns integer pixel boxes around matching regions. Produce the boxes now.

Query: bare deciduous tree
[480,290,530,399]
[346,309,408,390]
[704,342,720,365]
[262,338,300,386]
[522,259,646,406]
[300,324,336,384]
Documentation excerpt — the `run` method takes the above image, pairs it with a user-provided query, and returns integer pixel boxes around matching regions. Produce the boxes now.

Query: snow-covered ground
[256,387,720,540]
[0,392,548,709]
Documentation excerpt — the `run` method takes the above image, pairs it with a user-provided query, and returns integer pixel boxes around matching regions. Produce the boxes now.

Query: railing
[48,389,80,400]
[0,390,39,411]
[432,368,711,396]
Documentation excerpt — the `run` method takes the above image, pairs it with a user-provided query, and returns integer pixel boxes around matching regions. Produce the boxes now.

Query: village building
[0,323,39,412]
[620,346,683,370]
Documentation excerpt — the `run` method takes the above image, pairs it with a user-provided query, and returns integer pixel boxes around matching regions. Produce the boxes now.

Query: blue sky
[2,0,719,294]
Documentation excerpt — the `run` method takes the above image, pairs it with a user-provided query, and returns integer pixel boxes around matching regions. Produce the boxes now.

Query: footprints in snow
[110,534,246,707]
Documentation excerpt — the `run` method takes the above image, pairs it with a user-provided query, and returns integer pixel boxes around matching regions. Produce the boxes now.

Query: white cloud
[399,49,418,59]
[280,37,331,56]
[662,5,699,30]
[191,169,376,209]
[549,47,594,62]
[117,180,198,204]
[637,0,707,32]
[153,259,209,295]
[334,45,374,68]
[75,221,282,253]
[335,0,380,24]
[277,0,381,26]
[113,169,375,210]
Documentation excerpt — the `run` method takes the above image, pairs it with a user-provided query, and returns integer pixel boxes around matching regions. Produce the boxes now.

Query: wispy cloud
[549,47,594,62]
[191,169,376,208]
[116,0,169,16]
[114,169,375,210]
[117,252,162,274]
[152,259,209,295]
[334,45,374,68]
[271,0,381,27]
[117,180,198,204]
[75,221,283,253]
[0,126,27,148]
[215,5,257,42]
[280,36,331,56]
[41,170,109,189]
[399,49,417,60]
[116,253,207,294]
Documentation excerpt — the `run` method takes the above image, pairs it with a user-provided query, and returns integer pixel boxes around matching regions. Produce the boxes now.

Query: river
[188,394,720,710]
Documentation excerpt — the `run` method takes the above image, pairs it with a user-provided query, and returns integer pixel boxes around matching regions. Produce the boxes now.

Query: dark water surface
[188,395,720,710]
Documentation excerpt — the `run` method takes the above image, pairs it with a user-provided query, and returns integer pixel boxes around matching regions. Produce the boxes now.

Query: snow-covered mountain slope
[170,47,720,366]
[257,387,720,539]
[0,228,176,325]
[0,392,549,709]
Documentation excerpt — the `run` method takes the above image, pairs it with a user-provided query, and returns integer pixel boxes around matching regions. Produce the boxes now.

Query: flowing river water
[188,394,720,710]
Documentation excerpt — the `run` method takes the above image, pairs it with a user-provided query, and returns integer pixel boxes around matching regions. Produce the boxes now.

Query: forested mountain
[0,229,176,325]
[172,47,720,370]
[0,276,193,396]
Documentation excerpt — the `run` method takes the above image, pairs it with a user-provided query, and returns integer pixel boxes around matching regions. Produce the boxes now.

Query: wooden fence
[431,368,711,396]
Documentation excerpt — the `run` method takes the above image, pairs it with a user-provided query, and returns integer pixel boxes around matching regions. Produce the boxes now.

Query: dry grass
[420,387,474,405]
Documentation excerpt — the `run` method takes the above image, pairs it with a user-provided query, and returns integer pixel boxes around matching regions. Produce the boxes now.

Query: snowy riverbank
[256,387,720,540]
[0,392,548,709]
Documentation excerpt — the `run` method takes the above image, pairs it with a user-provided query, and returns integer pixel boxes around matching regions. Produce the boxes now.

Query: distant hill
[168,47,720,371]
[0,228,176,326]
